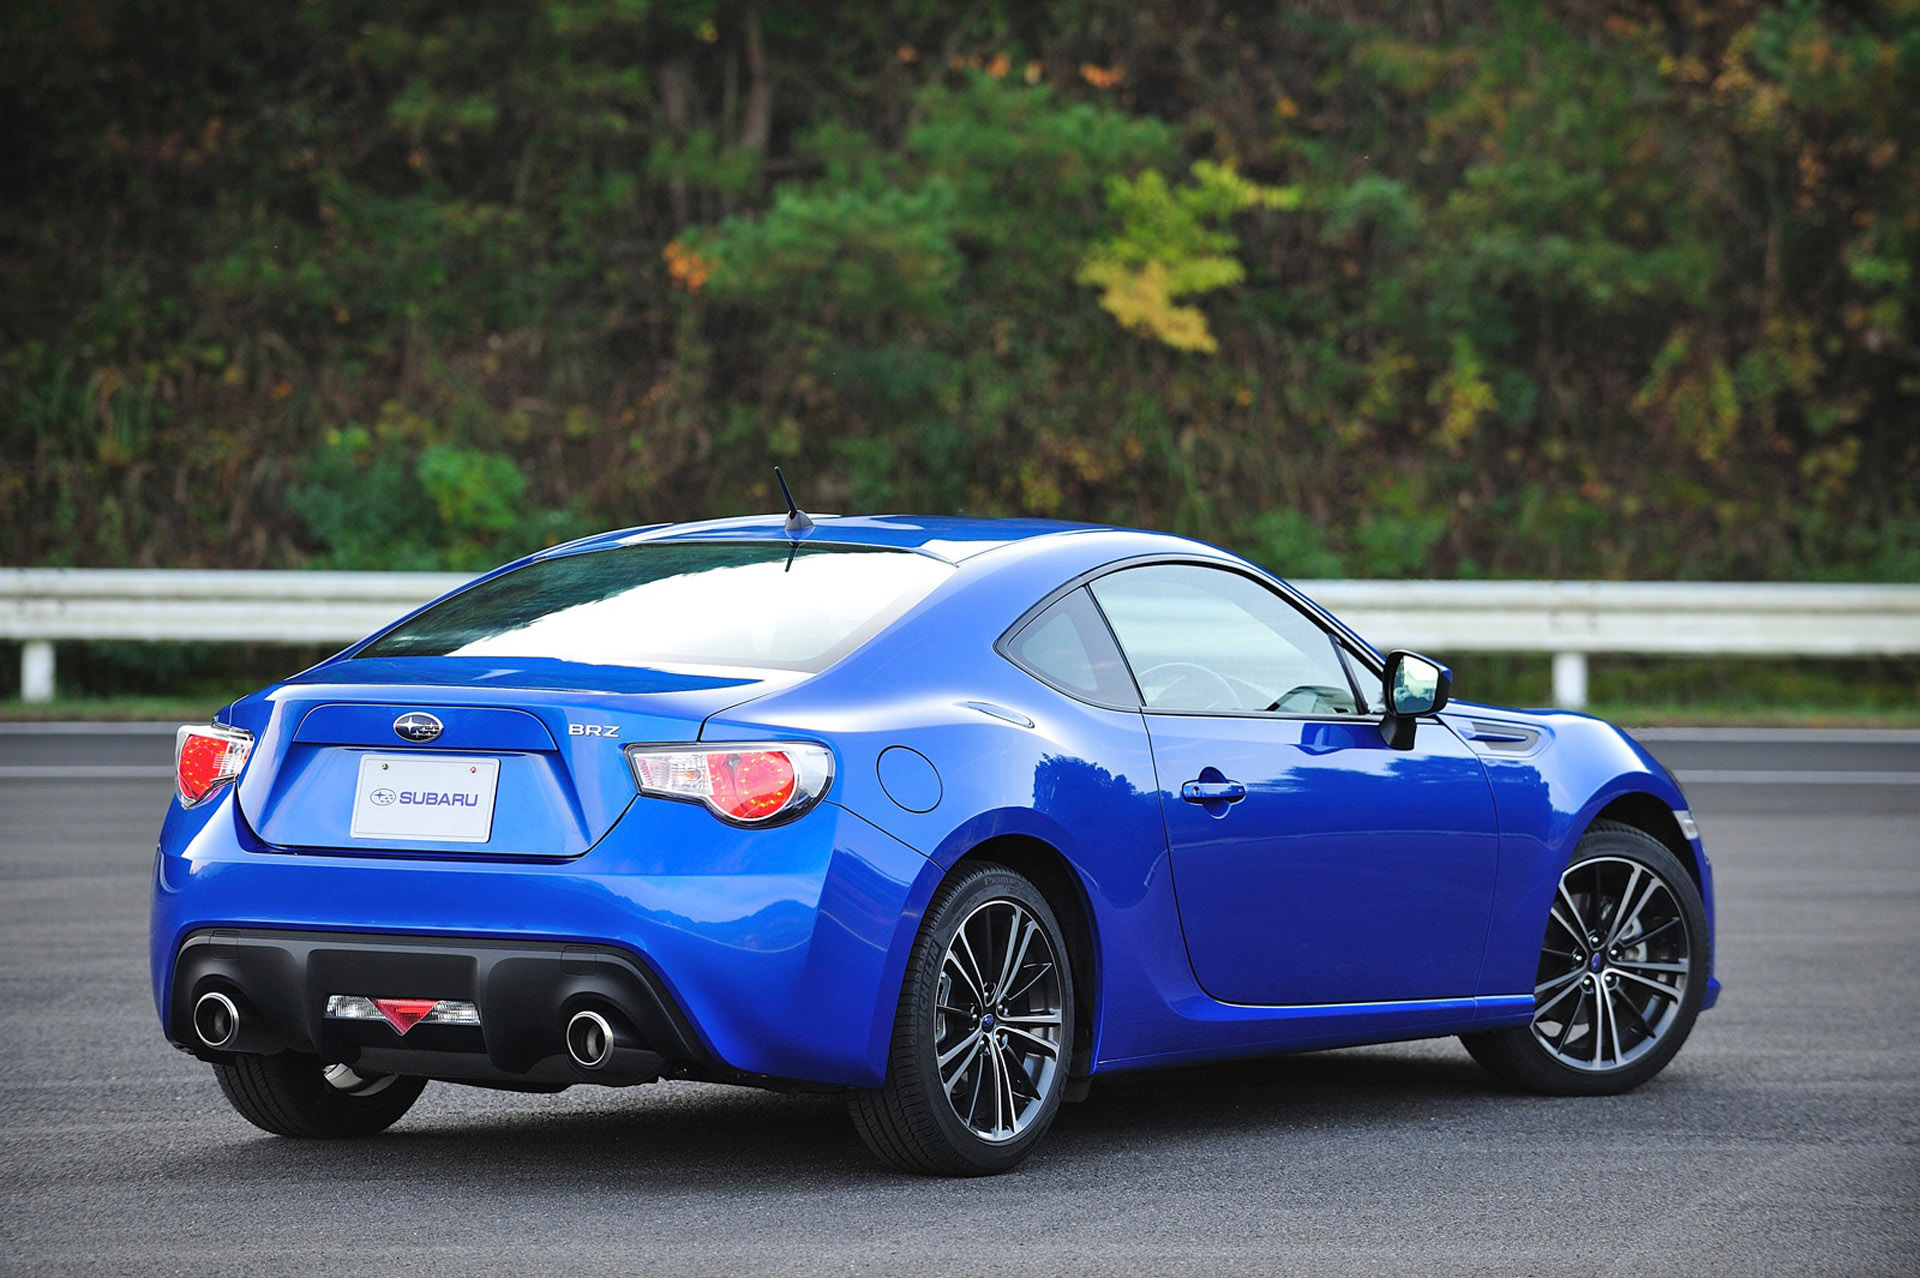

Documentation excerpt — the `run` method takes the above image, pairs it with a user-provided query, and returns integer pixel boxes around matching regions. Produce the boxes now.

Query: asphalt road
[2,724,1914,1275]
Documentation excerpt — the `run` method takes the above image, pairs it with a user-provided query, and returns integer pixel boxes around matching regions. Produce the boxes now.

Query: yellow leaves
[663,240,712,293]
[1076,161,1290,355]
[1429,339,1494,454]
[1080,64,1124,90]
[1077,259,1220,352]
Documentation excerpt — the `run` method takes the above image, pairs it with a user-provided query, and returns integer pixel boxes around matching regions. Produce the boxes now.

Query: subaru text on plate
[155,509,1718,1175]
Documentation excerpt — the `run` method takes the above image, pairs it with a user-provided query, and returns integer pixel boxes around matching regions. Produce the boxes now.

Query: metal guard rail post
[3,569,1917,709]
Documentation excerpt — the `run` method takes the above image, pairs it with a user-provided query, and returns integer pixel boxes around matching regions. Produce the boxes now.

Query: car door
[1088,562,1500,1008]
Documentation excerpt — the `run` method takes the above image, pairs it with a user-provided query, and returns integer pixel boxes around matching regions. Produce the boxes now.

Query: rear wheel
[1463,821,1708,1096]
[212,1052,428,1138]
[849,864,1074,1176]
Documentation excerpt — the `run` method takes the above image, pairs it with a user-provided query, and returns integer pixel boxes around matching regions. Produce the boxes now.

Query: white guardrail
[2,569,1917,709]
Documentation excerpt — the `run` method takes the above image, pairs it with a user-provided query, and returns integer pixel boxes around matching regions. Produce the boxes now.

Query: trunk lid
[234,656,797,858]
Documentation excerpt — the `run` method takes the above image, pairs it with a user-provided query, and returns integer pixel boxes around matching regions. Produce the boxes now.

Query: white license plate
[350,754,500,844]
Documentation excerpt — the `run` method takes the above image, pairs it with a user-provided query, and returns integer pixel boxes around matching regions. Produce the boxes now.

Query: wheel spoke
[1534,973,1585,1022]
[999,1040,1041,1101]
[989,1037,1009,1136]
[1589,983,1611,1065]
[1002,961,1055,1005]
[1606,870,1663,949]
[1548,902,1587,949]
[965,1049,986,1127]
[1615,967,1685,1003]
[1000,1024,1059,1057]
[1615,991,1657,1040]
[1612,957,1688,975]
[1602,987,1626,1065]
[1617,917,1680,950]
[997,914,1037,1003]
[1535,967,1586,1000]
[1557,881,1597,938]
[998,1008,1062,1029]
[939,1032,985,1085]
[948,921,990,997]
[1553,986,1588,1052]
[945,944,986,1006]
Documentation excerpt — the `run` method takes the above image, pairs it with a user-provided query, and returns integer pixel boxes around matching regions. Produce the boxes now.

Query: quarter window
[1089,564,1361,714]
[1003,588,1139,706]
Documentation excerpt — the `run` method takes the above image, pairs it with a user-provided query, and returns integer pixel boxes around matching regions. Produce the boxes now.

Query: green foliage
[1,0,1912,590]
[291,417,587,571]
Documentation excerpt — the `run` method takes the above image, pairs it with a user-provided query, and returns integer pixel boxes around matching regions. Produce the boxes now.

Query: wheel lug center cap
[1589,952,1605,974]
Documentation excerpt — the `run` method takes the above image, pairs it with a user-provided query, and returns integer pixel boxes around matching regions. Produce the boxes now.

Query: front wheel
[1463,821,1709,1096]
[849,864,1074,1176]
[212,1052,428,1138]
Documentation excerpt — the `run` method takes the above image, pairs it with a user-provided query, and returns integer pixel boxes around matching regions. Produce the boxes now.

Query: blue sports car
[155,509,1717,1175]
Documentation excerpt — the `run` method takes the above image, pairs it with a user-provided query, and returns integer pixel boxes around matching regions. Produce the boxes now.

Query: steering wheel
[1264,684,1354,714]
[1139,661,1240,711]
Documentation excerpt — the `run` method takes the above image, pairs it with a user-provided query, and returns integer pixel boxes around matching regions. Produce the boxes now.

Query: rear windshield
[357,542,952,673]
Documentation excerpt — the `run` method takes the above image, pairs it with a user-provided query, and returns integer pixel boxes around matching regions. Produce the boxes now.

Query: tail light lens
[175,723,253,808]
[626,743,833,826]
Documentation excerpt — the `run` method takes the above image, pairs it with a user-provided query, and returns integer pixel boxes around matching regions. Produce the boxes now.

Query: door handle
[1180,779,1247,805]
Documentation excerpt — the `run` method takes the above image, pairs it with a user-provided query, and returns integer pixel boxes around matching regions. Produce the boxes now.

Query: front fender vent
[1464,720,1545,756]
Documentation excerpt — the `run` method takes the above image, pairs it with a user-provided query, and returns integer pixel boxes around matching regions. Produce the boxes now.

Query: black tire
[1462,821,1709,1096]
[212,1052,428,1138]
[849,863,1075,1176]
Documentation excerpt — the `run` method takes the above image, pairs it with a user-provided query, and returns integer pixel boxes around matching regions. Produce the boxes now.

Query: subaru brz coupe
[155,512,1718,1175]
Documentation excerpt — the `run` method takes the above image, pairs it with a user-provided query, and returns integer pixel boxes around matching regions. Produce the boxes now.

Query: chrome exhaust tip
[565,1009,615,1070]
[193,990,242,1050]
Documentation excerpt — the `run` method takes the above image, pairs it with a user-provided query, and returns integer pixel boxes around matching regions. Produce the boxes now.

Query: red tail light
[175,724,253,808]
[626,743,832,826]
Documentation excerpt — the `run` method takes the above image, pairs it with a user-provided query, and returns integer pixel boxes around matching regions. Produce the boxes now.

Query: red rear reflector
[372,998,442,1034]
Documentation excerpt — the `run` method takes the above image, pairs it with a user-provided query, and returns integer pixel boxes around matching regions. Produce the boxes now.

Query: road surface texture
[2,723,1914,1275]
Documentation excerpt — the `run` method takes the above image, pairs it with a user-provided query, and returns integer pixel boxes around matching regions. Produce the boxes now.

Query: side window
[1336,639,1382,714]
[1088,564,1361,715]
[1004,588,1140,706]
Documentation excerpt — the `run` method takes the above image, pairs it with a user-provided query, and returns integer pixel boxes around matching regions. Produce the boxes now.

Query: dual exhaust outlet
[191,990,279,1055]
[564,1008,664,1081]
[193,990,663,1083]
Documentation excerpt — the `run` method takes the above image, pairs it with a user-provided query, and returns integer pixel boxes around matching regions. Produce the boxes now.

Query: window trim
[995,554,1386,721]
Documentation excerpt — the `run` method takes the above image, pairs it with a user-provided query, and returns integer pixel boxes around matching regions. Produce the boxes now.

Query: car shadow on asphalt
[179,1042,1514,1186]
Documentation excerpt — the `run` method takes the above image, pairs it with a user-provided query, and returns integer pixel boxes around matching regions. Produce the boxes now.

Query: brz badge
[568,723,620,738]
[394,712,443,743]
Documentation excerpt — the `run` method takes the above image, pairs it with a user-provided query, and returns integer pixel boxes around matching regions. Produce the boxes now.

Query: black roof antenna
[774,466,814,535]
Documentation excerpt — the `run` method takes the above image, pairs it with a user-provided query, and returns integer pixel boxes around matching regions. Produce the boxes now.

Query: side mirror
[1379,651,1451,750]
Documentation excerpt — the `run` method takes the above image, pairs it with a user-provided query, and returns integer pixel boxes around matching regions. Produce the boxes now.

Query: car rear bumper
[168,928,711,1088]
[152,791,940,1088]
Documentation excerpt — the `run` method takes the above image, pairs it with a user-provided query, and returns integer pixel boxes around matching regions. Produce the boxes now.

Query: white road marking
[0,766,175,779]
[1675,769,1920,786]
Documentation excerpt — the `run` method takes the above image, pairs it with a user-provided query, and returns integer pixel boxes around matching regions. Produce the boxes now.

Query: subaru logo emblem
[393,712,443,744]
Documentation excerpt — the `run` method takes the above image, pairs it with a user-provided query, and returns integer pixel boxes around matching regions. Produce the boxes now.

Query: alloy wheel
[934,897,1065,1142]
[1532,855,1692,1071]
